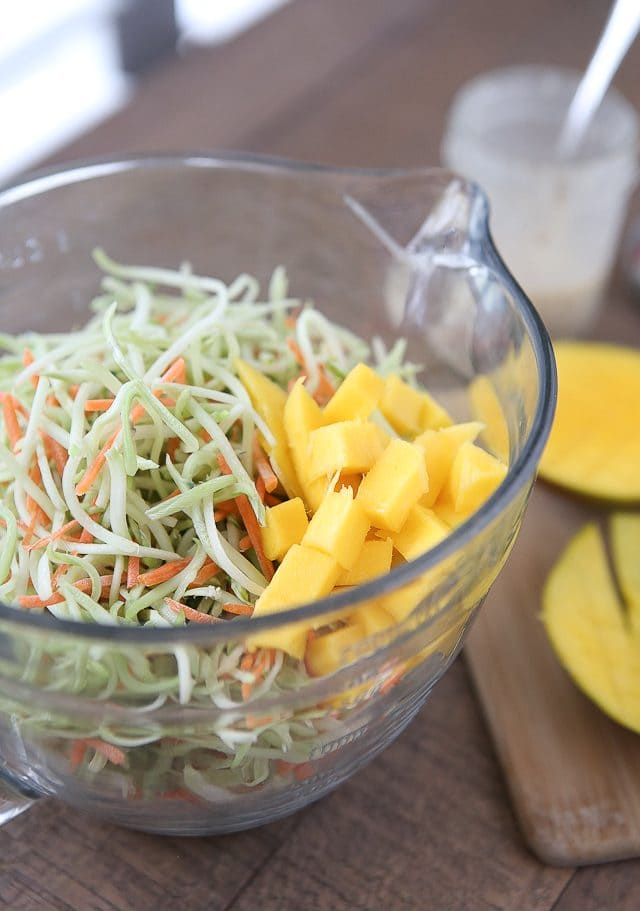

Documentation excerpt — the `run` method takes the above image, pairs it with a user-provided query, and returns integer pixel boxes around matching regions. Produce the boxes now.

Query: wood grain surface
[2,0,640,907]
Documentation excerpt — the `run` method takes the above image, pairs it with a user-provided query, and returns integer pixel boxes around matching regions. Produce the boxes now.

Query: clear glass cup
[0,155,555,834]
[441,65,640,337]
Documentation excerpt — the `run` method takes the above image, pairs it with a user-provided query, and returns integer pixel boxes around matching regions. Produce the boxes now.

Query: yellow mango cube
[350,599,396,636]
[442,441,508,515]
[235,358,302,499]
[305,622,364,677]
[248,544,341,658]
[338,537,393,586]
[378,574,435,622]
[283,379,328,511]
[308,420,388,481]
[356,439,427,533]
[302,487,369,570]
[414,421,483,507]
[420,389,454,431]
[262,497,309,562]
[323,363,384,424]
[392,505,449,561]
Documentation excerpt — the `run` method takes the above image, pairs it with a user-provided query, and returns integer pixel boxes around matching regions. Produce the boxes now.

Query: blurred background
[1,0,289,182]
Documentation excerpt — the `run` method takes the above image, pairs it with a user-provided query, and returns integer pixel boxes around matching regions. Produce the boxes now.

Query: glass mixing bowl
[0,155,555,834]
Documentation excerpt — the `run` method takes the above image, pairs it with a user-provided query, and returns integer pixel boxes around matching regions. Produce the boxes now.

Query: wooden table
[3,1,640,908]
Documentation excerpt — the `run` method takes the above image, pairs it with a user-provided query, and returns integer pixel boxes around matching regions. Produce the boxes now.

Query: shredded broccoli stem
[0,250,421,802]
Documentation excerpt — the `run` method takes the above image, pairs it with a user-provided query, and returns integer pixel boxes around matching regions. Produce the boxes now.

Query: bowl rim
[0,152,557,643]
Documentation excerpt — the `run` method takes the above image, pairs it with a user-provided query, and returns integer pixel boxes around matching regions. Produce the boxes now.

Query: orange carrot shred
[238,534,251,552]
[2,396,22,451]
[26,516,81,551]
[166,437,180,461]
[84,398,115,413]
[223,601,253,616]
[19,574,114,608]
[84,739,127,766]
[256,476,266,502]
[264,493,283,507]
[23,349,39,388]
[41,432,68,475]
[241,682,253,701]
[69,740,88,769]
[21,512,38,547]
[76,358,187,496]
[187,560,220,587]
[136,557,191,587]
[216,454,274,581]
[164,598,223,624]
[127,556,140,589]
[240,654,254,671]
[253,438,278,493]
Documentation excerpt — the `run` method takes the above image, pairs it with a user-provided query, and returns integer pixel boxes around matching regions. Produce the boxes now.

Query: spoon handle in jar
[557,0,640,158]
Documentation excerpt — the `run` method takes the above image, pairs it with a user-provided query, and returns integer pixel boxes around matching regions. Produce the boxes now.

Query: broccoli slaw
[0,250,418,798]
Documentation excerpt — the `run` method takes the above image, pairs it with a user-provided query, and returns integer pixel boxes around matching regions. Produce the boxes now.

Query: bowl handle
[0,767,39,824]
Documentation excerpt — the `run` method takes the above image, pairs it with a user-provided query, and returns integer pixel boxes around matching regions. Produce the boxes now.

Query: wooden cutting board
[465,482,640,867]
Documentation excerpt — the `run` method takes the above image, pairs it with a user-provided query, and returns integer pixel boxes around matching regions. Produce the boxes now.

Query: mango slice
[542,520,640,733]
[235,358,302,499]
[379,374,452,437]
[302,487,369,571]
[283,379,328,511]
[308,420,387,480]
[538,342,640,501]
[262,498,309,562]
[356,438,427,533]
[305,622,365,677]
[249,544,341,658]
[414,421,483,507]
[338,537,393,586]
[323,363,384,424]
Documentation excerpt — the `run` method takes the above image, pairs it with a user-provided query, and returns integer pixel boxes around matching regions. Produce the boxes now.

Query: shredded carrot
[379,668,405,695]
[164,597,223,624]
[127,556,140,589]
[293,762,315,781]
[187,560,220,588]
[286,338,334,404]
[159,788,201,804]
[240,653,255,671]
[41,432,68,475]
[238,534,251,552]
[46,394,58,407]
[253,438,278,493]
[78,526,94,545]
[256,476,266,502]
[23,349,39,388]
[76,358,187,496]
[264,493,283,507]
[84,738,127,766]
[68,385,79,399]
[166,437,180,461]
[214,500,240,521]
[52,563,69,586]
[19,574,114,608]
[216,454,274,581]
[245,714,273,730]
[21,512,38,547]
[223,601,253,616]
[84,398,115,413]
[26,516,84,551]
[69,740,88,769]
[199,428,212,443]
[2,395,22,451]
[241,682,253,701]
[136,557,191,587]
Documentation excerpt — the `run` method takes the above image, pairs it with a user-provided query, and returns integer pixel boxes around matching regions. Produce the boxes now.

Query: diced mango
[420,389,454,431]
[350,600,396,636]
[469,374,510,462]
[323,363,384,424]
[308,420,388,481]
[414,422,483,507]
[378,574,435,622]
[262,497,309,562]
[380,374,452,437]
[283,379,328,511]
[302,487,369,571]
[248,544,341,658]
[305,622,364,677]
[441,441,507,514]
[392,505,449,561]
[338,537,393,585]
[235,358,302,499]
[356,439,427,533]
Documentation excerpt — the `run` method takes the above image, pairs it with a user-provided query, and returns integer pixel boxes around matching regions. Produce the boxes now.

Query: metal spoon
[556,0,640,158]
